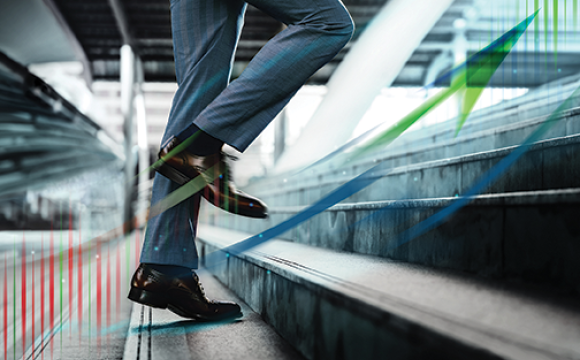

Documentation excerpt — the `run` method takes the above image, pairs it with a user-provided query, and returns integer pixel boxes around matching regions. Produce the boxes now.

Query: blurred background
[1,0,563,232]
[2,0,580,359]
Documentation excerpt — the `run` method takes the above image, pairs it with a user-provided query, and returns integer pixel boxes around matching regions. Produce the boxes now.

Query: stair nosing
[265,188,580,213]
[251,133,580,196]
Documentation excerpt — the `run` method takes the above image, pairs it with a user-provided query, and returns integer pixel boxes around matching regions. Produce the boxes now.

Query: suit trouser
[141,0,353,268]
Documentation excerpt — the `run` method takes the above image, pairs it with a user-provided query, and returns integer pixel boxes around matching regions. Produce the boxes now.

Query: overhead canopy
[2,0,580,87]
[0,0,84,65]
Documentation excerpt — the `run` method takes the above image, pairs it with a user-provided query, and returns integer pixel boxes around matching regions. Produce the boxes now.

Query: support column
[121,44,136,232]
[135,57,150,228]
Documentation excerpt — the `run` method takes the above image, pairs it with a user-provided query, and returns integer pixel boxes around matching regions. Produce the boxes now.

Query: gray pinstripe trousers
[141,0,353,268]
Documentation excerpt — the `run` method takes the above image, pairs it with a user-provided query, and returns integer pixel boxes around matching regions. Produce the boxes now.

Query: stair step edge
[198,225,580,360]
[267,188,580,213]
[251,133,580,196]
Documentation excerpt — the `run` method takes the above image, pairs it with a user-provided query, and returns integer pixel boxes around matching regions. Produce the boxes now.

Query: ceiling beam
[42,0,93,85]
[108,0,138,50]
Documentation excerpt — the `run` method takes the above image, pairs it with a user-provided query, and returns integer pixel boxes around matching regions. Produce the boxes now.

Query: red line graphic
[96,240,102,343]
[106,245,111,331]
[116,244,120,322]
[50,222,55,358]
[32,251,35,357]
[41,232,45,360]
[22,232,26,356]
[68,201,73,334]
[4,253,7,360]
[78,212,83,338]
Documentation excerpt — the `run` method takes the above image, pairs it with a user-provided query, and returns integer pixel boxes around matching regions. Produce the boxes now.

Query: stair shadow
[130,317,243,336]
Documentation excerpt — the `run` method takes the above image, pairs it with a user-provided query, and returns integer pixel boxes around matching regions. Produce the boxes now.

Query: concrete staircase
[196,75,580,359]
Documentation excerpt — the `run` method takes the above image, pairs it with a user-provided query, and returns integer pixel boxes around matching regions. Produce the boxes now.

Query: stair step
[201,188,580,290]
[378,89,579,158]
[353,77,580,165]
[248,87,580,193]
[247,134,580,206]
[352,107,580,183]
[197,225,580,360]
[122,269,305,360]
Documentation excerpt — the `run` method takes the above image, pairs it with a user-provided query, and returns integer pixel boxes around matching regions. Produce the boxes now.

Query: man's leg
[133,0,352,320]
[141,0,246,269]
[130,0,246,321]
[158,0,353,220]
[175,0,354,152]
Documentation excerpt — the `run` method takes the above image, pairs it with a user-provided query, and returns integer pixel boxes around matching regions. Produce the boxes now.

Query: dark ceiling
[48,0,458,85]
[47,0,580,87]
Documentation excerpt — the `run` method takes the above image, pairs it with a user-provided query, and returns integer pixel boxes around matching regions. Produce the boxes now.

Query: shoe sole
[129,287,243,321]
[204,190,268,219]
[167,304,243,322]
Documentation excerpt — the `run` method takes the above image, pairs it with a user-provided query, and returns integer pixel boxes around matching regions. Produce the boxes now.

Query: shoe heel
[128,287,168,309]
[155,161,191,185]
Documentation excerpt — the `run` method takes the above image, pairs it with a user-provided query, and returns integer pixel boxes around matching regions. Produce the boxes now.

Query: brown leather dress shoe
[128,264,242,321]
[154,136,268,219]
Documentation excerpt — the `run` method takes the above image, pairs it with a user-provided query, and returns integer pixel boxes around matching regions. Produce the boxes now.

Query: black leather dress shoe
[154,136,268,219]
[128,264,242,321]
